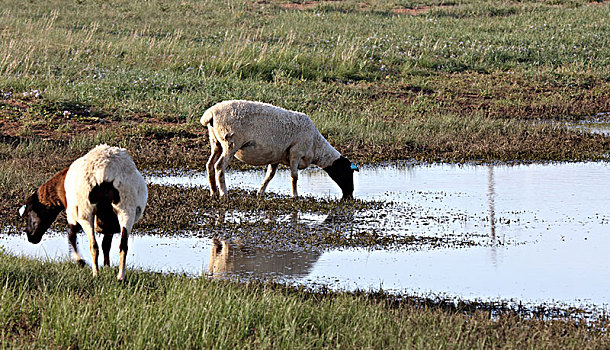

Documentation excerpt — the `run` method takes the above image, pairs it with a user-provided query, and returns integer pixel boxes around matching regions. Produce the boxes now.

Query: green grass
[0,252,608,349]
[1,0,609,163]
[3,0,608,84]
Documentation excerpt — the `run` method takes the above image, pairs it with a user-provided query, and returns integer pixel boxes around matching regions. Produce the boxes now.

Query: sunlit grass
[0,252,608,348]
[0,0,607,169]
[1,0,608,117]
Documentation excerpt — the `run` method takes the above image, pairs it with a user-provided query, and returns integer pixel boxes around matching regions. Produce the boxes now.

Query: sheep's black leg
[68,224,86,267]
[102,233,113,267]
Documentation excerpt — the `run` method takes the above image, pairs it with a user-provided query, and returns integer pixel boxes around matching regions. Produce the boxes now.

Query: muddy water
[4,162,610,312]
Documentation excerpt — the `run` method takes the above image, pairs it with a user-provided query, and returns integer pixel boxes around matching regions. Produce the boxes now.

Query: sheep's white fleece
[201,100,340,168]
[64,144,147,228]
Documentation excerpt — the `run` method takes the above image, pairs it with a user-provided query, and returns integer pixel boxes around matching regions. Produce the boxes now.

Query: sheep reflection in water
[207,207,355,278]
[207,239,321,279]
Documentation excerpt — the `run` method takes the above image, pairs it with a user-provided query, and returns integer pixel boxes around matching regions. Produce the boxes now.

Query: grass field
[1,0,609,165]
[1,0,610,347]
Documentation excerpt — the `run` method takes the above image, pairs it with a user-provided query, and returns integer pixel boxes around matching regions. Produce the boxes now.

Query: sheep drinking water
[201,100,358,199]
[19,144,148,281]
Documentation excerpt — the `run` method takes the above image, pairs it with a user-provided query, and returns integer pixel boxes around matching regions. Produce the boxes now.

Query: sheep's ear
[18,205,26,217]
[350,163,359,172]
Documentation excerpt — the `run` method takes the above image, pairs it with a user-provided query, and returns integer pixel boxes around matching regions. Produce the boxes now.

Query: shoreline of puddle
[3,161,610,320]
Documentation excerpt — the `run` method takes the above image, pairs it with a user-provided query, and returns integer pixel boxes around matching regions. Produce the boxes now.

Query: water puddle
[565,112,610,135]
[3,162,610,315]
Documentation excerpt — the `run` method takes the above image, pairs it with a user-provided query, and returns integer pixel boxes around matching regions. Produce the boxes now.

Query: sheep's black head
[19,190,61,244]
[323,156,358,200]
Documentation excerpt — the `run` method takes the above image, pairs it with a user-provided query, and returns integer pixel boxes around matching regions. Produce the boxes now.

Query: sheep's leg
[258,163,278,196]
[67,224,85,266]
[117,227,129,281]
[80,219,99,277]
[101,233,113,267]
[207,127,222,196]
[116,212,134,281]
[289,159,300,198]
[214,148,238,197]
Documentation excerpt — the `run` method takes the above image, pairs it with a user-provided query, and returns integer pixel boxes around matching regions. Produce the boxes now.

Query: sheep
[200,100,358,199]
[18,144,148,281]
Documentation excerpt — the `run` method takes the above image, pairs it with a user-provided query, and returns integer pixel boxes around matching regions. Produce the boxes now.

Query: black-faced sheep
[200,100,358,199]
[19,144,148,280]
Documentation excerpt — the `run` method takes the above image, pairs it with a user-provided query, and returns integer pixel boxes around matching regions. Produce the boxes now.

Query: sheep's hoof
[76,259,87,267]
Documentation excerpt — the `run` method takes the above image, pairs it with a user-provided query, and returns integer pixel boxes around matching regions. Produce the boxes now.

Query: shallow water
[565,112,610,135]
[4,162,610,313]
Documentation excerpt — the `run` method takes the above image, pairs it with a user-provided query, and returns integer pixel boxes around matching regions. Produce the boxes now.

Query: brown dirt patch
[279,1,318,10]
[278,0,355,11]
[391,6,432,15]
[0,98,208,143]
[391,3,456,15]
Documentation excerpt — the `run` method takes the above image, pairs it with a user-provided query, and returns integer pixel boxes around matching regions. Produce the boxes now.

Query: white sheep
[200,100,358,199]
[19,144,148,280]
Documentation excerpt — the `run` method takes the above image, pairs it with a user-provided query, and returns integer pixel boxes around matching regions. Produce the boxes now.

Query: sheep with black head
[19,144,147,280]
[201,100,358,199]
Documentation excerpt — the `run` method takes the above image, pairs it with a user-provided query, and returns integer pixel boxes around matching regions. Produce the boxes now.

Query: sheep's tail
[200,108,214,127]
